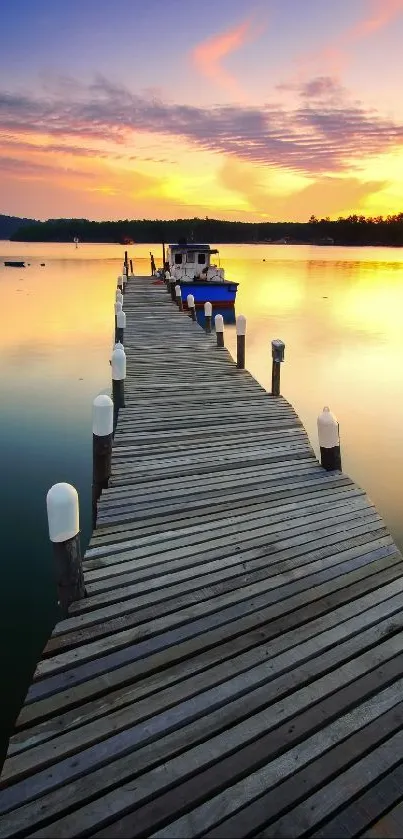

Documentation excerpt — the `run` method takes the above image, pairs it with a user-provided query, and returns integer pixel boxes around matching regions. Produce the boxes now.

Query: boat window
[197,253,206,264]
[186,252,195,263]
[174,253,183,264]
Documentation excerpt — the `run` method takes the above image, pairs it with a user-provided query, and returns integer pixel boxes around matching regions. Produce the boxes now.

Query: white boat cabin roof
[168,243,219,254]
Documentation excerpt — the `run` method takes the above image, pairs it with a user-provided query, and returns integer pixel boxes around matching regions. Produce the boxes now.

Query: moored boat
[166,242,238,307]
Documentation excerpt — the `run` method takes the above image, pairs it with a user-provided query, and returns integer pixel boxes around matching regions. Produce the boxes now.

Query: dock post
[236,314,246,368]
[112,345,126,428]
[318,407,342,471]
[164,270,171,289]
[169,278,176,302]
[204,302,212,333]
[129,259,134,276]
[116,289,123,304]
[116,309,126,343]
[187,294,196,321]
[215,314,224,347]
[124,251,129,278]
[92,395,113,528]
[46,483,85,615]
[271,339,285,396]
[114,300,122,334]
[175,284,183,311]
[117,275,123,292]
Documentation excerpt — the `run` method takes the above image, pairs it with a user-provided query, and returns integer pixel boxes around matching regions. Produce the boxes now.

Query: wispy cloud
[0,75,403,178]
[292,0,403,82]
[191,18,260,98]
[347,0,403,41]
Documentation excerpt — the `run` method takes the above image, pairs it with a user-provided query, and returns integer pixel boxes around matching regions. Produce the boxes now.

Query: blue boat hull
[179,280,238,307]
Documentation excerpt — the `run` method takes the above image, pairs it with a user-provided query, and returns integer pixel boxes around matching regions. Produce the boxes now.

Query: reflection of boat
[4,261,25,267]
[167,242,238,307]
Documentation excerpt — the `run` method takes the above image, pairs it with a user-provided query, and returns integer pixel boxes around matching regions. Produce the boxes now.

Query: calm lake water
[1,240,403,760]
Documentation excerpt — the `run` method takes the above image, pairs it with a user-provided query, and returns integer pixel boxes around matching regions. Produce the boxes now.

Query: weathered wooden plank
[10,561,402,757]
[14,555,401,732]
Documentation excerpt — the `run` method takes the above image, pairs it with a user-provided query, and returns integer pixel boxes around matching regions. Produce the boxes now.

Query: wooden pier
[1,274,403,837]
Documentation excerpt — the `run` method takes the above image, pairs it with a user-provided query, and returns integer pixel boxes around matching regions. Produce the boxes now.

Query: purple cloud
[0,76,402,176]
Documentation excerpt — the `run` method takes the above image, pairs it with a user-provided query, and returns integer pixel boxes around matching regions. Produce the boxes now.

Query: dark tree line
[8,213,403,246]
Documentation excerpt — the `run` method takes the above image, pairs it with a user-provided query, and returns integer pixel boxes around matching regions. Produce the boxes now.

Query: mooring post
[117,275,123,292]
[204,301,212,333]
[215,313,224,347]
[187,294,196,321]
[164,270,171,289]
[129,259,134,276]
[271,339,285,396]
[236,314,246,368]
[92,395,113,528]
[116,309,126,343]
[112,345,126,429]
[317,406,342,471]
[175,284,183,311]
[169,278,176,302]
[116,289,123,305]
[124,251,129,278]
[46,483,85,615]
[114,299,122,333]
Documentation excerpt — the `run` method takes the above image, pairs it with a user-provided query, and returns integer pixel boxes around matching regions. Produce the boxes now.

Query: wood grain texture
[1,274,403,839]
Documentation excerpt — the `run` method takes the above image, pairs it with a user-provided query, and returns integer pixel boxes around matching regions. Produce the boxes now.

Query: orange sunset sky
[2,0,403,222]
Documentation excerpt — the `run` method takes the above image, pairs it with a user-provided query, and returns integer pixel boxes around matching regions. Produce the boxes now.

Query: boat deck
[1,275,403,837]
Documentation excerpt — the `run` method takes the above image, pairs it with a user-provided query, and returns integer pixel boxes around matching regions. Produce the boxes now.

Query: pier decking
[2,275,403,837]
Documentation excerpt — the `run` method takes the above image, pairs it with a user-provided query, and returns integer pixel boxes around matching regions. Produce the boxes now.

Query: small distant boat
[166,242,238,307]
[4,261,25,267]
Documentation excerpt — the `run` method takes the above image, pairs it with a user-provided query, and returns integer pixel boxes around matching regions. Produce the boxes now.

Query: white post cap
[317,406,340,448]
[204,301,212,316]
[117,275,124,283]
[117,310,126,328]
[111,346,126,381]
[215,314,224,332]
[115,289,123,301]
[114,341,124,351]
[114,301,123,314]
[187,294,195,307]
[175,284,182,297]
[47,483,79,543]
[236,314,247,336]
[93,394,113,436]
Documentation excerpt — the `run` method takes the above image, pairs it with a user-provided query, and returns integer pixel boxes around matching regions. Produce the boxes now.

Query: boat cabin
[167,243,223,280]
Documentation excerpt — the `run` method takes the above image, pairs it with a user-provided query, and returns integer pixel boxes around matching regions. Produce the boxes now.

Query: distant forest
[5,213,403,246]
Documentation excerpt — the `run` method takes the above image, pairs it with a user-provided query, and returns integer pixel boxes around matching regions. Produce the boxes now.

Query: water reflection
[1,241,403,762]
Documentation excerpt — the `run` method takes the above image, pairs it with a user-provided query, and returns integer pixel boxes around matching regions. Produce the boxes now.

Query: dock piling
[115,289,123,304]
[112,345,126,425]
[169,278,176,302]
[129,259,134,276]
[117,275,123,291]
[175,284,183,311]
[92,395,113,528]
[46,482,85,615]
[215,313,225,347]
[204,301,212,333]
[318,406,342,471]
[116,309,126,343]
[114,300,123,333]
[187,294,196,321]
[236,314,246,368]
[271,338,285,396]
